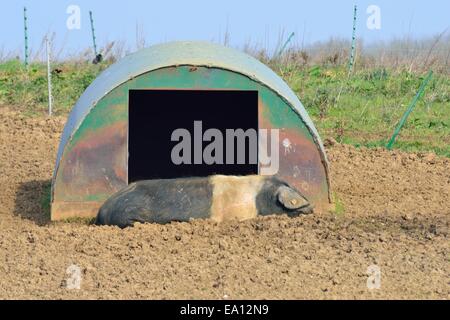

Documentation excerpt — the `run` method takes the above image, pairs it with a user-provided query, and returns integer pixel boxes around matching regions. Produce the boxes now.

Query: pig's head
[256,177,313,217]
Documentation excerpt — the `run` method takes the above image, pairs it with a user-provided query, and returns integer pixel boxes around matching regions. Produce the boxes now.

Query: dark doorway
[128,89,258,183]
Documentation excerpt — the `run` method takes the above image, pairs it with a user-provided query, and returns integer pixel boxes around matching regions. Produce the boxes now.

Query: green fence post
[386,70,433,150]
[89,11,98,57]
[348,5,357,73]
[23,7,29,68]
[275,32,295,59]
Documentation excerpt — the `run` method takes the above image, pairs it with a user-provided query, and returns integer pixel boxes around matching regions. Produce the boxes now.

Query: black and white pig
[95,175,313,228]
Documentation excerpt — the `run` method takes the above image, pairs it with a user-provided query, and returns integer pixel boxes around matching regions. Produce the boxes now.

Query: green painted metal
[89,11,98,57]
[23,7,29,68]
[275,32,295,59]
[386,71,433,150]
[56,42,327,168]
[348,5,357,73]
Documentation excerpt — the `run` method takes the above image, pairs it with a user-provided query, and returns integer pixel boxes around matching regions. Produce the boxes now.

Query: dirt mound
[0,108,448,299]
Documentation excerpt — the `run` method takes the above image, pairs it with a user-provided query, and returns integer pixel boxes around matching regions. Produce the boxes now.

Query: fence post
[46,37,53,116]
[275,32,295,59]
[386,71,433,150]
[89,11,99,56]
[23,7,29,68]
[348,5,358,73]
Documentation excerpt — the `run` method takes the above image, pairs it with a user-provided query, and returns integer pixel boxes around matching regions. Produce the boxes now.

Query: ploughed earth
[0,108,448,299]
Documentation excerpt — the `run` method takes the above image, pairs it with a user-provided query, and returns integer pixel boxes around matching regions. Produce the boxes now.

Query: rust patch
[259,111,329,208]
[53,121,127,203]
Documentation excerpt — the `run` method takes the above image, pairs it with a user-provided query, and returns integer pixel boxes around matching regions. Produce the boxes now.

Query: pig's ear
[277,186,310,210]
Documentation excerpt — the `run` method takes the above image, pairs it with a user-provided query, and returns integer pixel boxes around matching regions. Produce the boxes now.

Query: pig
[95,175,313,228]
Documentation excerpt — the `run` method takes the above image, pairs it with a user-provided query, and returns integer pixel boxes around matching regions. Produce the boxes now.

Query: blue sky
[0,0,449,57]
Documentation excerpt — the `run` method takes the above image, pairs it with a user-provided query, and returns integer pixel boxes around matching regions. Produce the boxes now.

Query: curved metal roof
[56,41,327,169]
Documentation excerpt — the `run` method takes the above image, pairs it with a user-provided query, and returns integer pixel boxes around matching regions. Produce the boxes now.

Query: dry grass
[2,32,449,74]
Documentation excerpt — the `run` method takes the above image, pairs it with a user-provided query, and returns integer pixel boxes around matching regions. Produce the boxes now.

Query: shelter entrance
[128,89,259,183]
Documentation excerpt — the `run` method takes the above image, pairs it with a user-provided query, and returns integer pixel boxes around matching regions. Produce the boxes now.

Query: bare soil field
[0,108,448,299]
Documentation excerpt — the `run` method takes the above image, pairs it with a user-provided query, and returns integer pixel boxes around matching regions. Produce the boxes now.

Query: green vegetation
[280,65,450,157]
[331,192,345,216]
[39,181,52,219]
[0,58,449,156]
[0,59,106,115]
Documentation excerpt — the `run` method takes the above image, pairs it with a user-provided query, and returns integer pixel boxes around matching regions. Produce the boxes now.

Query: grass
[0,59,107,116]
[0,56,449,157]
[331,192,345,216]
[40,181,52,219]
[280,65,450,157]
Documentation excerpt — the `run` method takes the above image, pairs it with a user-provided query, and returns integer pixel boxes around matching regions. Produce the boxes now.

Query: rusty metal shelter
[51,41,331,220]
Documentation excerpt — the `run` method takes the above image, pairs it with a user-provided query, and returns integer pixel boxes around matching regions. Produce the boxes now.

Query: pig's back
[95,177,213,227]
